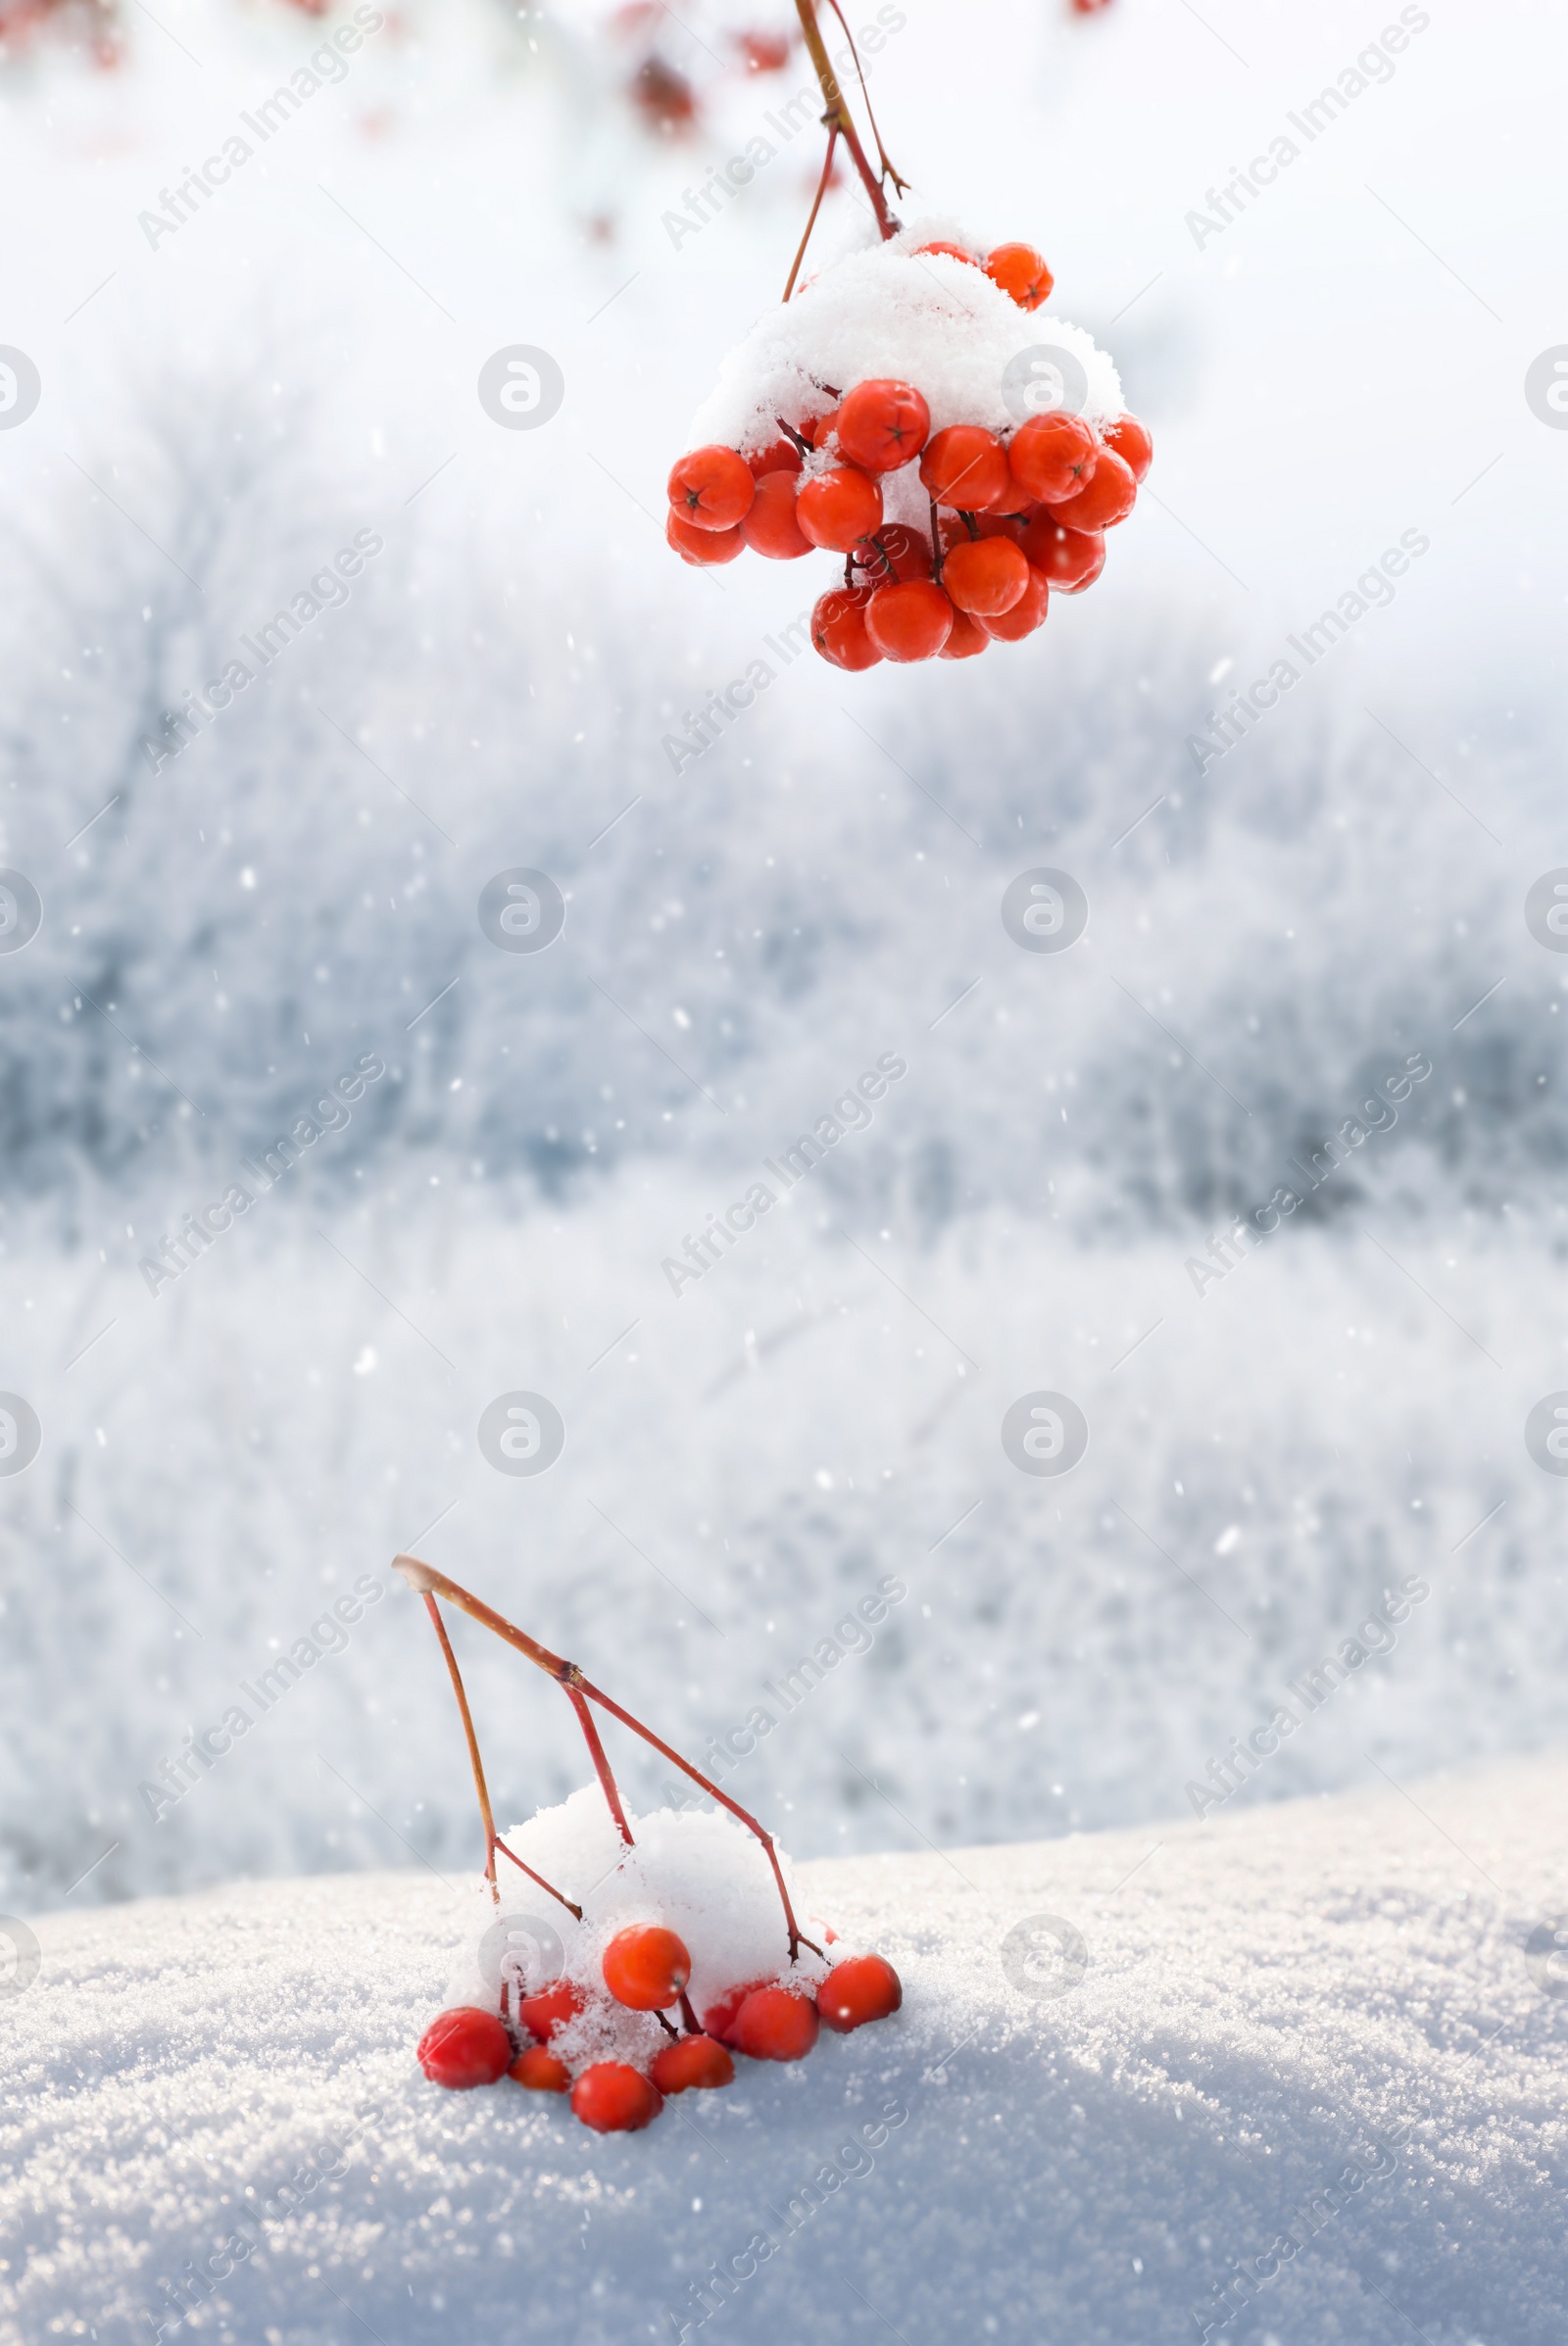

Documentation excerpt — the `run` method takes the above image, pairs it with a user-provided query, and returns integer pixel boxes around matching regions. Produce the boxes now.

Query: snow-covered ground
[6,1753,1566,2346]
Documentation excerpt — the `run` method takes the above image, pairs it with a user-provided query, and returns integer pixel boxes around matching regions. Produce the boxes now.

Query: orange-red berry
[1103,412,1153,482]
[516,1979,585,2041]
[701,1979,772,2043]
[570,2062,662,2132]
[940,511,1026,556]
[1007,413,1098,505]
[811,586,881,670]
[919,425,1012,512]
[913,239,979,267]
[730,1985,821,2062]
[865,578,956,662]
[602,1925,691,2012]
[651,2033,736,2093]
[748,437,805,478]
[799,405,840,449]
[941,536,1031,617]
[667,445,755,531]
[985,242,1054,311]
[666,509,744,565]
[834,378,931,473]
[1020,513,1104,592]
[1046,446,1137,529]
[940,609,992,660]
[742,470,812,560]
[853,521,933,584]
[509,2045,569,2092]
[416,2007,513,2089]
[797,464,884,551]
[816,1953,904,2032]
[980,565,1051,641]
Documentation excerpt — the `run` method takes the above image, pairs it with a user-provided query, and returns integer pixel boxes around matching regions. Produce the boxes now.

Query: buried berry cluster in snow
[396,1555,903,2134]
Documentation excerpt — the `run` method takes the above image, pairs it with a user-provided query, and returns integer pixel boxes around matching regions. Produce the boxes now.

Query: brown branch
[419,1589,580,1916]
[792,0,900,241]
[395,1553,818,1962]
[821,0,907,194]
[783,121,838,301]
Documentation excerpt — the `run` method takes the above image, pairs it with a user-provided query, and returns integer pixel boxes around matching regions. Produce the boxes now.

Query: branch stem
[783,122,838,301]
[792,0,901,241]
[396,1553,817,1962]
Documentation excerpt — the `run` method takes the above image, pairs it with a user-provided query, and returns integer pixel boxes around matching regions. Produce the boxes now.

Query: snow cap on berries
[687,218,1124,458]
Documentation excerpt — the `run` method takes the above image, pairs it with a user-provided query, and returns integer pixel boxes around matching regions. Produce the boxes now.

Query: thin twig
[821,0,907,192]
[396,1554,818,1962]
[792,0,901,240]
[784,123,839,300]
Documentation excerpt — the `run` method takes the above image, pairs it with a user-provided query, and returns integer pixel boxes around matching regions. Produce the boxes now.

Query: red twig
[396,1554,820,1963]
[783,120,839,301]
[791,0,901,243]
[820,0,907,197]
[420,1590,581,1916]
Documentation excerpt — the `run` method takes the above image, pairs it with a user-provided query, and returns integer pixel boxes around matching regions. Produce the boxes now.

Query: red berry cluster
[416,1923,902,2134]
[664,237,1151,669]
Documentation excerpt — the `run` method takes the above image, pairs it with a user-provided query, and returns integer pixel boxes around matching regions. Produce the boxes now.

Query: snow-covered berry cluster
[415,1797,903,2134]
[664,224,1151,668]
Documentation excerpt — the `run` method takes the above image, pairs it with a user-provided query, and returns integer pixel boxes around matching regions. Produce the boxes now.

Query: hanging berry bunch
[397,1553,904,2133]
[663,0,1152,668]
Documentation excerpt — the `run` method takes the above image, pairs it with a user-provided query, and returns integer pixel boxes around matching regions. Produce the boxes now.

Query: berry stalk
[791,0,902,245]
[394,1553,819,1962]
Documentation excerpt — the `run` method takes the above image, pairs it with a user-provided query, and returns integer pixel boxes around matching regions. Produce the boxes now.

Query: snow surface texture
[6,1755,1566,2346]
[686,219,1124,455]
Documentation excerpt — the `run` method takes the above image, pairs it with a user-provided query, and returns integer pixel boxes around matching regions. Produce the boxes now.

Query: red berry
[1046,447,1137,529]
[941,536,1030,617]
[701,1979,772,2043]
[651,2033,736,2093]
[1007,413,1098,505]
[799,405,840,449]
[509,2045,569,2092]
[865,578,955,662]
[985,242,1054,311]
[1103,412,1152,482]
[748,438,805,478]
[667,445,755,532]
[1057,537,1105,593]
[913,239,979,267]
[736,29,792,71]
[811,586,881,671]
[416,2007,514,2089]
[730,1985,821,2062]
[742,470,812,560]
[863,581,948,665]
[919,425,1011,513]
[797,465,884,552]
[666,509,744,566]
[516,1979,584,2041]
[834,378,931,473]
[940,511,1025,554]
[940,609,992,660]
[980,564,1051,641]
[853,522,932,584]
[1020,513,1105,592]
[816,1953,904,2032]
[570,2062,662,2133]
[602,1925,691,2012]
